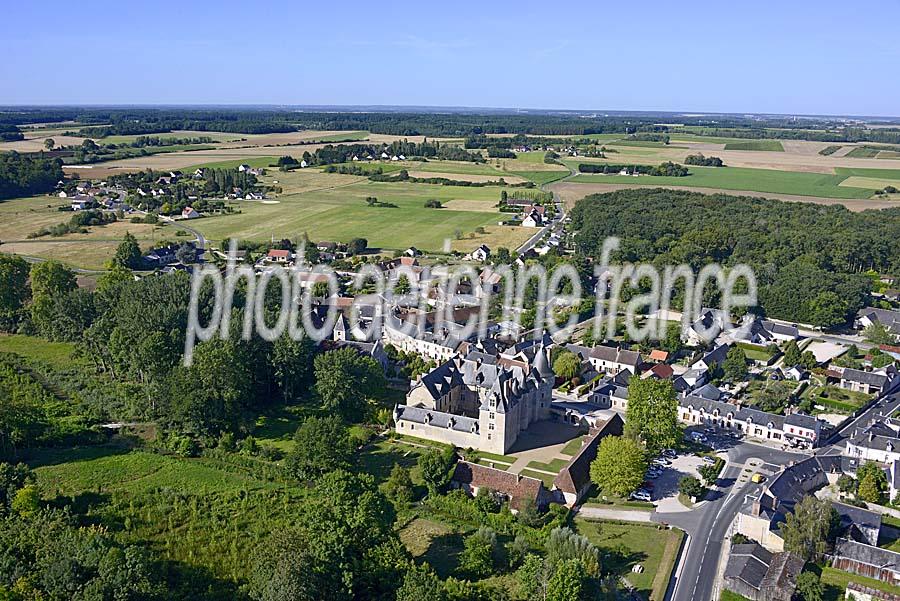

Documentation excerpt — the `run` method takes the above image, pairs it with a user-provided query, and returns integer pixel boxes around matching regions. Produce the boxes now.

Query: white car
[702,456,717,465]
[652,458,671,467]
[631,490,652,502]
[690,432,708,443]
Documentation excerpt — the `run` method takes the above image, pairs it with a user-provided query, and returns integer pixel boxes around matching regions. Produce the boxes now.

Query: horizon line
[1,103,899,122]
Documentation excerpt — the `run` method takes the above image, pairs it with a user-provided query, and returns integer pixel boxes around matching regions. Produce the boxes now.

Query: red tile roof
[451,461,545,510]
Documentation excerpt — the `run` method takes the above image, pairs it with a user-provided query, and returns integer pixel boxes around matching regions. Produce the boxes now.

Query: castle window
[489,423,494,430]
[489,412,495,420]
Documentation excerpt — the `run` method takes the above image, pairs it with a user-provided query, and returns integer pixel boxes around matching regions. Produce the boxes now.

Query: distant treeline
[369,169,534,188]
[0,152,65,200]
[578,162,688,176]
[4,107,900,142]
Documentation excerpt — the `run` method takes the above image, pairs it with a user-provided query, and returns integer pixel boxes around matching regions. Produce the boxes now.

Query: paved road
[515,167,577,255]
[576,506,653,522]
[654,442,805,601]
[660,389,900,600]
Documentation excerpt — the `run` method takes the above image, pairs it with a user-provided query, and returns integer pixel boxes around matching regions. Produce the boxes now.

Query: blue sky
[3,0,898,116]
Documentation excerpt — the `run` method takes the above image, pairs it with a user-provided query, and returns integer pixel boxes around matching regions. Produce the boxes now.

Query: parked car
[631,490,652,502]
[690,432,708,443]
[702,456,717,465]
[662,449,677,459]
[652,458,671,467]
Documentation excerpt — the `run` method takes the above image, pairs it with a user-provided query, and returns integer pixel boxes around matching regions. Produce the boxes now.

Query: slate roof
[841,367,889,388]
[394,405,479,433]
[589,345,641,367]
[725,543,773,589]
[761,320,799,338]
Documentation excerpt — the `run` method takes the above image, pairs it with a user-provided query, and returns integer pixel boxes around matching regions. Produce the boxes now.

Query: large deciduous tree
[589,436,647,498]
[781,496,840,562]
[313,347,385,420]
[285,416,353,482]
[624,377,680,453]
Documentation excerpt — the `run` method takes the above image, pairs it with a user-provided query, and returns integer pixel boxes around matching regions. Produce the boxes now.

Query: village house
[856,308,900,341]
[832,366,898,395]
[723,543,804,601]
[181,206,200,219]
[845,423,900,464]
[265,249,292,264]
[736,454,881,552]
[470,245,491,262]
[450,461,550,512]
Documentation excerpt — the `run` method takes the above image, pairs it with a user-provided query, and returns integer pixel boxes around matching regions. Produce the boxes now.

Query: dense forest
[0,152,64,200]
[569,189,900,327]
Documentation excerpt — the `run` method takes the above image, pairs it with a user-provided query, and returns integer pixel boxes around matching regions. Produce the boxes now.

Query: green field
[723,140,785,152]
[846,146,881,158]
[511,170,571,185]
[608,140,685,148]
[191,175,521,252]
[572,165,878,198]
[835,166,900,180]
[0,333,78,367]
[304,131,368,142]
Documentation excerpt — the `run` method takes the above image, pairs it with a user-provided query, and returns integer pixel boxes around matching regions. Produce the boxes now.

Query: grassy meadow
[572,165,880,198]
[194,169,531,252]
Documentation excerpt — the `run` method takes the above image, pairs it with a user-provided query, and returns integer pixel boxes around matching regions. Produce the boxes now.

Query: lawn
[0,194,175,268]
[191,177,528,252]
[720,590,751,601]
[304,131,368,143]
[575,518,683,600]
[561,435,588,455]
[519,468,556,487]
[736,342,775,363]
[573,165,878,198]
[525,458,569,473]
[801,384,871,413]
[0,333,77,367]
[821,566,900,598]
[722,140,785,152]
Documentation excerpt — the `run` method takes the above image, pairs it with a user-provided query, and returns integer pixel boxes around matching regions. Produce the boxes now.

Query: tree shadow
[23,444,131,469]
[421,532,465,579]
